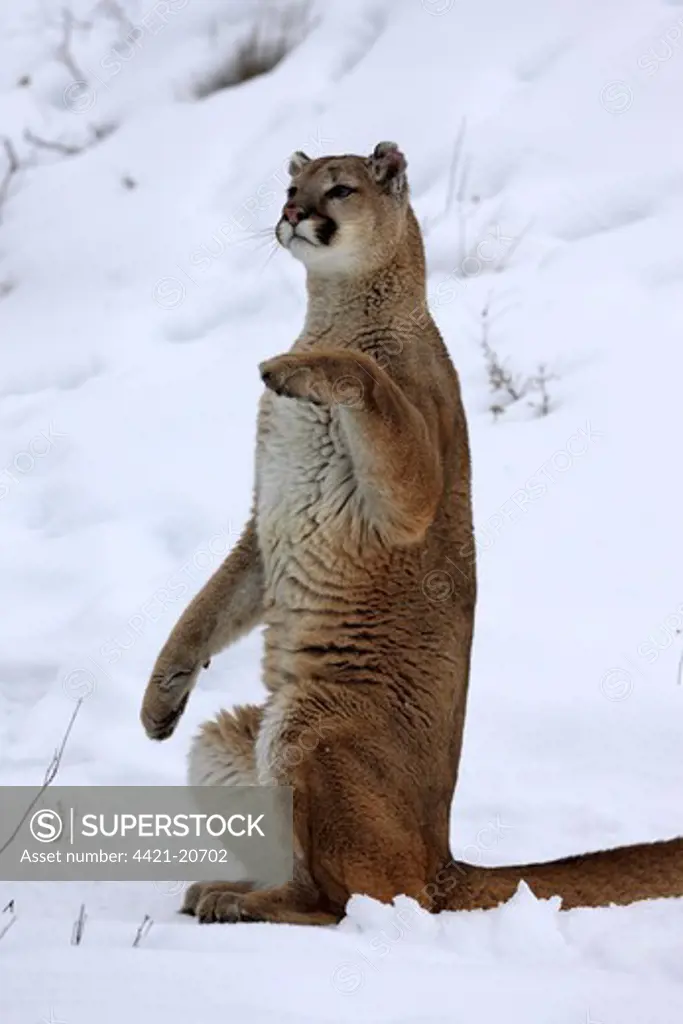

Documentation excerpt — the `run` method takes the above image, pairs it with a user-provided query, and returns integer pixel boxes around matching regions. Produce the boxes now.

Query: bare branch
[479,294,557,420]
[97,0,134,37]
[445,118,468,220]
[23,128,82,157]
[132,914,153,948]
[23,123,117,160]
[480,295,526,405]
[423,117,468,238]
[527,363,557,418]
[0,698,84,860]
[0,900,17,944]
[0,137,20,213]
[56,7,88,83]
[494,218,535,275]
[71,903,87,946]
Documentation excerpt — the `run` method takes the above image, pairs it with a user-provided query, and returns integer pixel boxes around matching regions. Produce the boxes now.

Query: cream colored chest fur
[254,393,356,603]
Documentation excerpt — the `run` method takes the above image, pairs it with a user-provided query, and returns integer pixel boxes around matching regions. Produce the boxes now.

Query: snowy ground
[1,0,683,1020]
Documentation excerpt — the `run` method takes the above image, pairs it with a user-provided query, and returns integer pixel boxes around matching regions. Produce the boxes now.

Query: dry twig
[24,128,82,157]
[0,900,17,943]
[55,7,89,83]
[0,698,84,860]
[23,123,116,160]
[479,294,557,420]
[71,903,87,946]
[0,137,20,213]
[132,914,153,948]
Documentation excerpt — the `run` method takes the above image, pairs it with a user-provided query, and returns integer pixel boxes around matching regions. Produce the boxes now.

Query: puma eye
[325,184,356,200]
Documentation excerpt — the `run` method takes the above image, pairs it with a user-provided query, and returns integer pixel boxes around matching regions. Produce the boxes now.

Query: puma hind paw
[181,880,255,920]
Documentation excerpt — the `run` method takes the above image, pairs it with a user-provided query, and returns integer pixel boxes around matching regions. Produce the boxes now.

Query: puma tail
[433,837,683,911]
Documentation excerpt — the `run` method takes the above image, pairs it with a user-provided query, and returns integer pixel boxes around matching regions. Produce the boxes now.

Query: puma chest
[254,394,356,579]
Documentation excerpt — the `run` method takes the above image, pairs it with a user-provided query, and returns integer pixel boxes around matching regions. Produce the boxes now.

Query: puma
[140,142,682,923]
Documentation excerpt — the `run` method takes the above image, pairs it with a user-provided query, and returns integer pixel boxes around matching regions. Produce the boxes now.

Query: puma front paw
[259,352,369,408]
[140,642,207,740]
[259,353,324,403]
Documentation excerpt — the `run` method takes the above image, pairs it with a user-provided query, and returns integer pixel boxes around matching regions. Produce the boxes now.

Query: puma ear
[288,151,311,176]
[367,141,407,197]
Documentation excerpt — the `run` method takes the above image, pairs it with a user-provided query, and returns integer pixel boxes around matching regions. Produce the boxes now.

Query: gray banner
[0,786,293,883]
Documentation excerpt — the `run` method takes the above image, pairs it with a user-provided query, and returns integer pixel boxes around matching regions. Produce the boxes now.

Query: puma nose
[283,203,308,225]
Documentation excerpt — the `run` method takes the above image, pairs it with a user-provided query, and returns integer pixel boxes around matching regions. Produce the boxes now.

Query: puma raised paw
[259,352,369,408]
[259,354,324,403]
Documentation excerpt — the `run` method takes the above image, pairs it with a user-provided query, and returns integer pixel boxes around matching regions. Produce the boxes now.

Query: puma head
[275,142,409,274]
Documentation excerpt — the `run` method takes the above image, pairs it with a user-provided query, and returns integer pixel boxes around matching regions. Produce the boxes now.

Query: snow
[1,0,682,1019]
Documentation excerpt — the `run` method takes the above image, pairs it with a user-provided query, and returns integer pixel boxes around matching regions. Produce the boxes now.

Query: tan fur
[437,839,683,911]
[140,143,683,924]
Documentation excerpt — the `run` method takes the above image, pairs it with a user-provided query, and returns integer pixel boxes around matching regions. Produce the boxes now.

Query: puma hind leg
[183,703,263,916]
[185,693,336,924]
[187,702,262,787]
